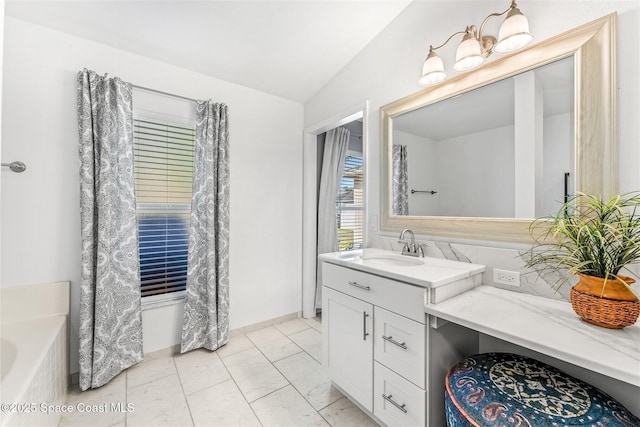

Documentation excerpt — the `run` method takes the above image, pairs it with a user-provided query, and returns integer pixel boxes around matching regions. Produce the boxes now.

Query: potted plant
[525,192,640,329]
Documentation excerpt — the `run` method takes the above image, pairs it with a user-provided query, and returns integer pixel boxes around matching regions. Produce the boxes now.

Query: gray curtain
[181,101,230,353]
[315,127,350,309]
[392,144,409,215]
[77,69,143,390]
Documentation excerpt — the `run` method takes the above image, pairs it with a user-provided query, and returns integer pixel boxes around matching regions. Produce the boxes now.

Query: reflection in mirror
[392,56,574,218]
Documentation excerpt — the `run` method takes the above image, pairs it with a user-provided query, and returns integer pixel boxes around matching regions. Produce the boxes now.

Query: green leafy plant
[525,192,640,295]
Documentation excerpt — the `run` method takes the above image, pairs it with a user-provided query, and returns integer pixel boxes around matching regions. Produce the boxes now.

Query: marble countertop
[424,286,640,387]
[319,248,485,288]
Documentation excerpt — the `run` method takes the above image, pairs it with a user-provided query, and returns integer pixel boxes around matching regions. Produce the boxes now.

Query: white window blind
[134,118,195,297]
[336,155,364,251]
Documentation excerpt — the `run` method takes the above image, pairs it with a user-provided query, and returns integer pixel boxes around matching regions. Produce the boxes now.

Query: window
[134,118,195,297]
[336,155,364,251]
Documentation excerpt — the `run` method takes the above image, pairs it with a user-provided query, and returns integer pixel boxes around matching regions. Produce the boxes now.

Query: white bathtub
[1,282,69,427]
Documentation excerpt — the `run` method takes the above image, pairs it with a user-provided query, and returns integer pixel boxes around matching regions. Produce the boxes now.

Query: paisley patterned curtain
[392,144,409,215]
[181,101,230,353]
[77,69,143,390]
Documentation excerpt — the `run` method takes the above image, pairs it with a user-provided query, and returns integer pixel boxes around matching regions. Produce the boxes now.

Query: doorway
[302,102,368,318]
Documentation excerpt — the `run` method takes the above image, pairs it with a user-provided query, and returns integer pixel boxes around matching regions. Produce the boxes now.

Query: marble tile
[174,348,231,396]
[289,327,322,362]
[375,234,570,301]
[301,316,323,332]
[221,347,288,402]
[228,328,245,340]
[126,356,177,389]
[238,317,278,334]
[61,314,375,427]
[187,379,261,427]
[274,318,311,336]
[435,241,471,263]
[216,333,256,358]
[274,352,342,410]
[65,421,125,427]
[425,285,640,386]
[145,345,179,360]
[127,374,193,427]
[251,385,329,427]
[247,326,302,362]
[59,373,127,427]
[319,397,379,427]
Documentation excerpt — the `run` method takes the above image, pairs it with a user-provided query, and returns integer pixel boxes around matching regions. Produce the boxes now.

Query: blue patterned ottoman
[445,353,640,426]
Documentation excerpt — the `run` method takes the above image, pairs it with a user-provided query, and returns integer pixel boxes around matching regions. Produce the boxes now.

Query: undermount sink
[359,253,424,267]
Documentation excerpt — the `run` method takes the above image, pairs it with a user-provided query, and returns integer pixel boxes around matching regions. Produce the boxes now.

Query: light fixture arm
[478,0,517,42]
[475,0,519,56]
[429,30,467,53]
[429,0,518,57]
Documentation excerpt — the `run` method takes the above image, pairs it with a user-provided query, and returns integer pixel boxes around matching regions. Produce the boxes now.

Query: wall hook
[1,161,27,173]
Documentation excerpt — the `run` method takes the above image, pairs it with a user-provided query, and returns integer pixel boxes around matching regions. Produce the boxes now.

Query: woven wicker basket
[570,287,640,329]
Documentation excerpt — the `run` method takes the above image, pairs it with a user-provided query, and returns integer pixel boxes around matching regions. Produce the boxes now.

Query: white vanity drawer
[322,263,426,323]
[374,362,426,427]
[374,307,426,389]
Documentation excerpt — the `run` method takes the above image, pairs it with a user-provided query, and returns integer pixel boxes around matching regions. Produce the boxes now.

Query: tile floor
[60,317,379,427]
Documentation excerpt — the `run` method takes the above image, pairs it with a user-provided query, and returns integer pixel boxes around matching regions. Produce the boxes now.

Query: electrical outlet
[493,269,520,287]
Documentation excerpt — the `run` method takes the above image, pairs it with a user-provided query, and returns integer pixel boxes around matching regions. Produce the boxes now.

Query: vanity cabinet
[323,287,373,411]
[321,260,478,426]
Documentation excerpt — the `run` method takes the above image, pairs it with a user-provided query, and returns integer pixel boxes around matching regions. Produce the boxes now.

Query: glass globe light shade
[494,7,533,53]
[453,36,484,72]
[418,51,446,86]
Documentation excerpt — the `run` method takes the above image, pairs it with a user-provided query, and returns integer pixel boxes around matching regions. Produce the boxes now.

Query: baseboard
[68,311,303,384]
[229,311,301,336]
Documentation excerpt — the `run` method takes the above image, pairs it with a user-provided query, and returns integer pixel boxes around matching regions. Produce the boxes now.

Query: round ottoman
[445,353,640,427]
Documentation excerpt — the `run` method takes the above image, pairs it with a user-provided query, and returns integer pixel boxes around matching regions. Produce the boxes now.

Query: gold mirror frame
[381,13,617,243]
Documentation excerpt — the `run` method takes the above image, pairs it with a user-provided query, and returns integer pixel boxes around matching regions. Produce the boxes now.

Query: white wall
[435,125,514,217]
[0,0,4,287]
[514,70,544,218]
[305,0,640,241]
[395,114,569,219]
[396,124,515,218]
[1,17,304,372]
[543,112,574,215]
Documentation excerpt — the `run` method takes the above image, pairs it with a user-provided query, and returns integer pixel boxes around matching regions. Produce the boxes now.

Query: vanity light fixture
[419,0,533,86]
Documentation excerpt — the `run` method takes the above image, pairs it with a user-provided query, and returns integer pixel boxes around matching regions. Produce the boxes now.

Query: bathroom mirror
[381,13,617,243]
[393,57,574,219]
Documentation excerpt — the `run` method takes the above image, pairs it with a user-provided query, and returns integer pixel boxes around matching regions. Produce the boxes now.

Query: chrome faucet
[398,229,424,257]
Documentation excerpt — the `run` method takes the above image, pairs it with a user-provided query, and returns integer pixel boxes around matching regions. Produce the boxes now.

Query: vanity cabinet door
[322,287,374,412]
[374,362,426,427]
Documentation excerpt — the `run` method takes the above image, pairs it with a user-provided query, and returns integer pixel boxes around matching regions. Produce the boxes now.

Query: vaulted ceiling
[5,0,412,103]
